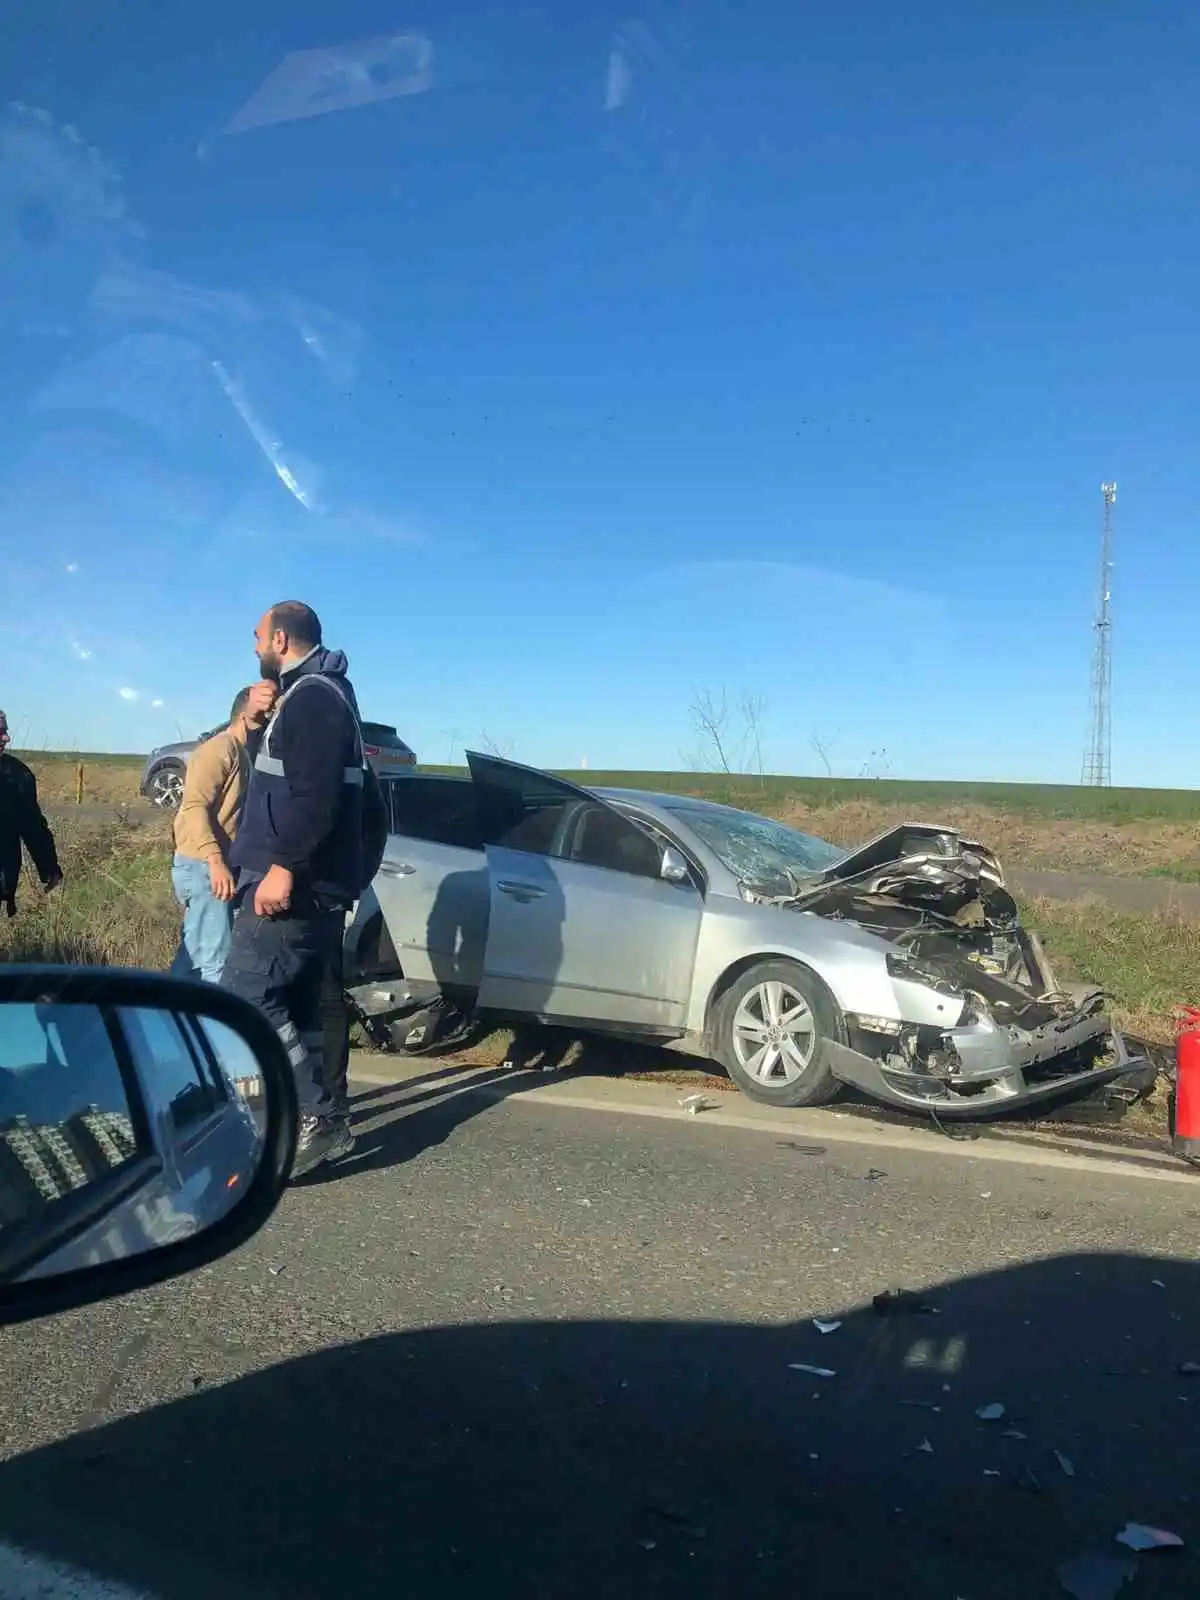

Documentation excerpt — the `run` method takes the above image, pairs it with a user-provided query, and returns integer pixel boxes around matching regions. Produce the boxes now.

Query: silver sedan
[344,755,1147,1120]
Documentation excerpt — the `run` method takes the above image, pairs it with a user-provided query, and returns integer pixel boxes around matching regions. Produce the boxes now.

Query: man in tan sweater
[169,681,277,983]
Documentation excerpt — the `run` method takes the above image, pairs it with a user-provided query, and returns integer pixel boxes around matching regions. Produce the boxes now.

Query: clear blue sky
[2,0,1198,785]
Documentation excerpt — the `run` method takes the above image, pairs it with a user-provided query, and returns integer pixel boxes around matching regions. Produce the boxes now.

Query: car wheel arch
[703,952,849,1051]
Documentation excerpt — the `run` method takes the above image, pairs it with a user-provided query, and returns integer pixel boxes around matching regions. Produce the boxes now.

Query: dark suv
[139,720,417,810]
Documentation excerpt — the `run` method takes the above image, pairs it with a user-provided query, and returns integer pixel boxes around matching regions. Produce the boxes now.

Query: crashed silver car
[344,755,1147,1119]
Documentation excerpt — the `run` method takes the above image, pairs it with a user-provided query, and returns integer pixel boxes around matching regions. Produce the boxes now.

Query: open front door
[466,754,702,1035]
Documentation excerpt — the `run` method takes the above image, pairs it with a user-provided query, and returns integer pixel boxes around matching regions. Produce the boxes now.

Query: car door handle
[379,862,416,878]
[496,880,546,901]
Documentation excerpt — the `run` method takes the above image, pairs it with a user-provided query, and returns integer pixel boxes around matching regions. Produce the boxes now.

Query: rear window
[386,777,481,851]
[362,722,398,741]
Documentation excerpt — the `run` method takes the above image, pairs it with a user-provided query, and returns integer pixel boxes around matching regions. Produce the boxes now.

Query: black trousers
[319,935,350,1110]
[223,900,344,1119]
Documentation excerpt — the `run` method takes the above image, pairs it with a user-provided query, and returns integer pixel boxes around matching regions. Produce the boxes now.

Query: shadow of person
[0,1251,1197,1599]
[426,850,568,1073]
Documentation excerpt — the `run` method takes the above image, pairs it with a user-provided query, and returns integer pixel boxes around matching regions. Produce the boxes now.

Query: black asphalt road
[0,1072,1197,1598]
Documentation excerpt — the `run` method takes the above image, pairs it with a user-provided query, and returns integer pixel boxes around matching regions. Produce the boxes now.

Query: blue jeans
[170,854,233,985]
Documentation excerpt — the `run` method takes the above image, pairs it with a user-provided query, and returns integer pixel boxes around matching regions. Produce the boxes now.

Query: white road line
[348,1059,1195,1185]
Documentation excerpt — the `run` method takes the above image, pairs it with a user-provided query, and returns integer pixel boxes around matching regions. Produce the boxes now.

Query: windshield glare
[667,803,845,893]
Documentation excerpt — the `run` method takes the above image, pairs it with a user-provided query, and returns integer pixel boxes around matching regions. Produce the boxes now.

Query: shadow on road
[312,1037,621,1182]
[0,1254,1196,1598]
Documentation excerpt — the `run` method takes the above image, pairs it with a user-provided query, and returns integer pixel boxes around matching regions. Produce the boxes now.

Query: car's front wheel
[713,960,841,1108]
[148,764,185,810]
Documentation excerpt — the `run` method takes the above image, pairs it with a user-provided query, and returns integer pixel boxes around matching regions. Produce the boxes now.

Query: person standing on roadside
[222,601,380,1179]
[169,681,278,984]
[0,709,63,918]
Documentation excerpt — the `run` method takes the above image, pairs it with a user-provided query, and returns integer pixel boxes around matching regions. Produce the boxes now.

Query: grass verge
[26,756,1200,880]
[0,816,177,969]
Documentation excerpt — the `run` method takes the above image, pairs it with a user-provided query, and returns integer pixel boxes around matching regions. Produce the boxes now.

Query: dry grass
[1021,894,1198,1050]
[777,797,1200,880]
[0,814,177,969]
[23,757,1200,880]
[22,755,147,810]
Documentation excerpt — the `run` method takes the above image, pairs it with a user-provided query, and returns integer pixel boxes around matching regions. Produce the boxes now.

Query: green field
[484,768,1200,824]
[23,749,1200,825]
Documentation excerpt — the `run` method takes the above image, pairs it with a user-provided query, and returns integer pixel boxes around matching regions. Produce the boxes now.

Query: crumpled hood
[791,822,1013,922]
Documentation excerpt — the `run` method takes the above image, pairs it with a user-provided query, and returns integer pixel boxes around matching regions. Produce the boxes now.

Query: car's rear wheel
[713,960,840,1108]
[148,764,185,810]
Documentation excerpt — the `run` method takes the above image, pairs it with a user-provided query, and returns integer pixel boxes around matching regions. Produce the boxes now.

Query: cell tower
[1081,481,1117,786]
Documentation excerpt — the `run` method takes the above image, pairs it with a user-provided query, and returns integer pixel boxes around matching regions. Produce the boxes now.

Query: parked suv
[139,720,417,810]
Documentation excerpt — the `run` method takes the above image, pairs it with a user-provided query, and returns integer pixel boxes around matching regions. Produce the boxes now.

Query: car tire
[712,960,841,1108]
[147,764,185,811]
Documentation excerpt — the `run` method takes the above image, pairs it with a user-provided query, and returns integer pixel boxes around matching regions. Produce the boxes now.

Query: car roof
[593,786,753,820]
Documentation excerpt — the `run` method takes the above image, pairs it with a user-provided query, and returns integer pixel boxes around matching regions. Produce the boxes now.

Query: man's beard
[257,649,282,683]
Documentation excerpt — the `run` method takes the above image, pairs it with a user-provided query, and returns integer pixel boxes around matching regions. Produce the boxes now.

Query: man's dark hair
[229,686,253,723]
[268,600,322,651]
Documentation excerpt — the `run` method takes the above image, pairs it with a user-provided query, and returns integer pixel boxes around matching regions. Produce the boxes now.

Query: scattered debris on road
[976,1403,1006,1421]
[1057,1551,1136,1600]
[788,1363,836,1378]
[917,1438,934,1454]
[678,1094,714,1115]
[1055,1450,1076,1478]
[865,1168,887,1181]
[1016,1465,1043,1493]
[1003,1427,1028,1440]
[1116,1523,1184,1551]
[812,1318,842,1334]
[1180,1361,1200,1376]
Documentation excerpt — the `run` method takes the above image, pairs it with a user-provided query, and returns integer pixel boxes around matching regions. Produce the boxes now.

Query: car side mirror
[661,846,691,884]
[0,968,296,1326]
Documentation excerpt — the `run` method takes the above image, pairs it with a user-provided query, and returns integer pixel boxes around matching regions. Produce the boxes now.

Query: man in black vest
[222,601,365,1179]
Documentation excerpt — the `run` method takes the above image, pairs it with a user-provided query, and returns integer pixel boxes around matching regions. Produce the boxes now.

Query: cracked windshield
[1,2,1198,1596]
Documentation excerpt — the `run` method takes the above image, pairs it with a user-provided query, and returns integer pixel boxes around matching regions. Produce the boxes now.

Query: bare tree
[685,687,768,776]
[740,692,767,780]
[858,746,892,780]
[686,687,735,774]
[809,729,837,778]
[480,729,517,759]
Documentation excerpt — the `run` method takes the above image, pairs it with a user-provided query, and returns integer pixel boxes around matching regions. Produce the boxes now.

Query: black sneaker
[292,1114,357,1180]
[326,1114,356,1163]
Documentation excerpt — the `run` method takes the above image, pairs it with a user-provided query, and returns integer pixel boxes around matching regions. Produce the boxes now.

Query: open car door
[466,753,703,1036]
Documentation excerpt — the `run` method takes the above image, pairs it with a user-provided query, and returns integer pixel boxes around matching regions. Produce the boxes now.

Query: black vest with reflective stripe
[232,672,366,907]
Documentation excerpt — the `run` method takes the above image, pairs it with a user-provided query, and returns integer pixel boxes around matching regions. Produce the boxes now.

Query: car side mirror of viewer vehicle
[0,968,296,1325]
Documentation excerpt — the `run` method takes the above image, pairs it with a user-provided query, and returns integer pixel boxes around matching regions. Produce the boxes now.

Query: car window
[468,755,577,858]
[562,802,663,880]
[118,1008,224,1135]
[387,777,481,850]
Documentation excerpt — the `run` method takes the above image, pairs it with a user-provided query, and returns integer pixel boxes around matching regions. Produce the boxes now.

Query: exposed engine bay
[748,822,1118,1110]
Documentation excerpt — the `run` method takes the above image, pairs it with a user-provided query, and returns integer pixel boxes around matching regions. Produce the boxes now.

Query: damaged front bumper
[829,1005,1151,1120]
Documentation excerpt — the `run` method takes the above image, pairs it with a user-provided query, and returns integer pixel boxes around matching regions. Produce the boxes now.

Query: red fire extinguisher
[1171,1006,1200,1167]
